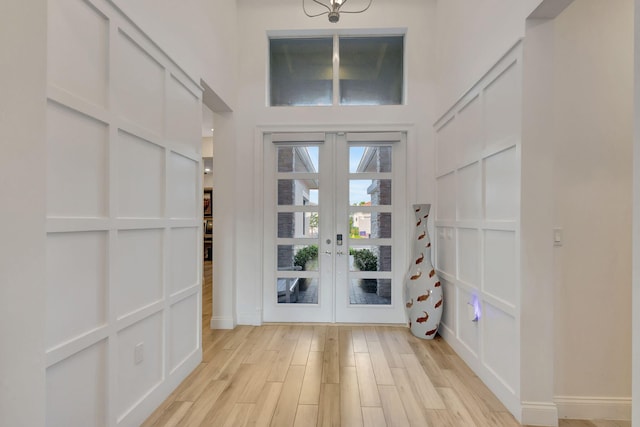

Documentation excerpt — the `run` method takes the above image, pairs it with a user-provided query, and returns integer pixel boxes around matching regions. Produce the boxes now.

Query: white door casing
[262,131,407,324]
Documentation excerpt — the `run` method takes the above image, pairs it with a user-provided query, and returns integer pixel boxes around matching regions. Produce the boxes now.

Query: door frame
[255,125,416,325]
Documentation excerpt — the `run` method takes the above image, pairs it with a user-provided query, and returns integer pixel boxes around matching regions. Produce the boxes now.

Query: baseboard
[555,396,631,420]
[237,310,262,326]
[210,315,236,330]
[521,401,558,426]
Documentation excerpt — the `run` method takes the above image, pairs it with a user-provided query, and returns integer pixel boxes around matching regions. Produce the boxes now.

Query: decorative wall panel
[484,230,517,305]
[47,103,108,218]
[47,0,108,107]
[434,42,522,415]
[457,228,480,286]
[116,229,163,318]
[116,313,163,419]
[169,294,199,371]
[46,231,107,350]
[46,340,107,427]
[170,227,198,295]
[45,0,203,425]
[115,31,164,134]
[117,131,164,218]
[168,152,198,219]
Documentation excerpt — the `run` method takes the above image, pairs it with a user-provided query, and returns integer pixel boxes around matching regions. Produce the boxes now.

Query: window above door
[269,34,404,107]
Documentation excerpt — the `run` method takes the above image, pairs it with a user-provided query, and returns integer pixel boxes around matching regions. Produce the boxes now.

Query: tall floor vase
[404,204,443,339]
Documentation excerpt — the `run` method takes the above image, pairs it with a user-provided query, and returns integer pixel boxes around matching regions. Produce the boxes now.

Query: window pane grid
[270,35,404,107]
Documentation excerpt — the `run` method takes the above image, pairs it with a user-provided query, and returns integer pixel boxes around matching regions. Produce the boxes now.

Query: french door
[262,131,406,323]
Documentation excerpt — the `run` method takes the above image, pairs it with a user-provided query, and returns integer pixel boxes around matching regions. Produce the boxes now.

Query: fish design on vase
[404,203,443,340]
[416,312,429,323]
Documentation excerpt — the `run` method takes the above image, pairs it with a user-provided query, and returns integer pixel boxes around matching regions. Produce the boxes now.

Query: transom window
[269,35,404,107]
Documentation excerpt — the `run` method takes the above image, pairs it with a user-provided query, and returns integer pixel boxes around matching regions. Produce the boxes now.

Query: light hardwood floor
[142,262,629,427]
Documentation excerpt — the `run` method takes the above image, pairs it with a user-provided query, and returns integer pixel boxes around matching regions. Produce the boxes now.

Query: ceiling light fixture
[303,0,372,23]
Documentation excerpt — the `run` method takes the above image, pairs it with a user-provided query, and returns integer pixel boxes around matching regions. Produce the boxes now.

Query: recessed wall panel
[457,228,480,286]
[166,76,200,151]
[484,62,520,148]
[441,278,456,330]
[46,340,107,427]
[48,0,108,107]
[47,103,108,218]
[170,227,198,294]
[484,230,516,305]
[169,294,198,371]
[168,152,198,219]
[117,313,163,418]
[485,147,518,221]
[115,31,164,133]
[436,118,457,175]
[46,232,107,349]
[457,95,482,165]
[117,229,163,317]
[436,227,456,277]
[483,303,518,391]
[457,288,480,356]
[118,131,164,218]
[436,172,456,220]
[456,162,481,221]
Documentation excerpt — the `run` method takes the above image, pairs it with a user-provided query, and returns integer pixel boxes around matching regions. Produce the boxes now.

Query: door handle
[336,250,345,256]
[324,250,332,255]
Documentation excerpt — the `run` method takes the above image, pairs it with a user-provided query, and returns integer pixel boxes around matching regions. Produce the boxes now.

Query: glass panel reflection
[349,246,392,272]
[349,146,392,173]
[339,36,403,106]
[278,245,319,272]
[349,279,391,305]
[278,179,319,206]
[270,38,333,106]
[349,180,391,206]
[278,146,319,173]
[278,277,319,304]
[278,212,319,238]
[349,212,392,239]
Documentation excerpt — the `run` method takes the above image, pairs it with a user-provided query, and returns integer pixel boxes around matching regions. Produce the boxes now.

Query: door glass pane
[339,36,404,106]
[349,146,392,173]
[349,246,392,272]
[349,278,391,305]
[278,277,319,304]
[278,180,319,206]
[278,244,319,272]
[270,38,333,106]
[278,146,319,173]
[278,212,319,238]
[349,180,391,206]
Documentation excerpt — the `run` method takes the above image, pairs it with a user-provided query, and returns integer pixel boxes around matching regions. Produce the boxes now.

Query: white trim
[210,316,236,330]
[520,402,558,427]
[237,310,262,326]
[555,396,631,421]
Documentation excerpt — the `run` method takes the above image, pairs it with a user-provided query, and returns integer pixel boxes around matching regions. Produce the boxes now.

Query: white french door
[262,131,406,323]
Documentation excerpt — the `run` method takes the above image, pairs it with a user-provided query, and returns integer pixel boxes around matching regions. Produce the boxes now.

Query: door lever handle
[324,250,332,255]
[336,250,345,256]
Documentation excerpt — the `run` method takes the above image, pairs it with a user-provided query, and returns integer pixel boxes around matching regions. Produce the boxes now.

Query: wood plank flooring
[142,262,630,427]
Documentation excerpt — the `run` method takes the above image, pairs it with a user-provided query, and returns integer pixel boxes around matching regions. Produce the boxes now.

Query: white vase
[404,204,443,339]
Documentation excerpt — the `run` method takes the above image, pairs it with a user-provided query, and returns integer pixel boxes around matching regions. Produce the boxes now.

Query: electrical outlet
[134,342,144,365]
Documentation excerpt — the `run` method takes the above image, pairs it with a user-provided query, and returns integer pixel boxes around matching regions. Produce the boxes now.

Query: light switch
[553,228,563,247]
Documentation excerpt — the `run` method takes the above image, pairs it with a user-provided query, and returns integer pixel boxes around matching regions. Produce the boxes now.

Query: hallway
[142,264,630,426]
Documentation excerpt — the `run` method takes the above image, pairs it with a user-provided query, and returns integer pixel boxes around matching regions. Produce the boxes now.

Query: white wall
[231,0,436,326]
[435,0,544,116]
[634,1,640,423]
[111,0,237,110]
[0,2,47,426]
[552,0,633,419]
[45,1,203,426]
[434,43,524,419]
